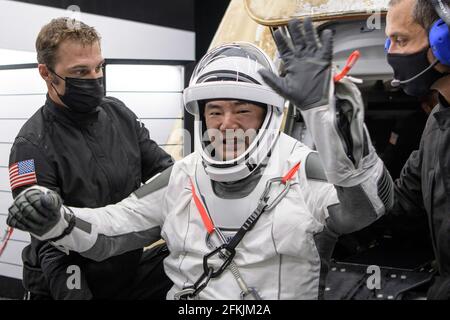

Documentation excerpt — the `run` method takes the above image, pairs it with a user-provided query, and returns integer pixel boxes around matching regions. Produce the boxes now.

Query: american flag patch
[9,159,37,191]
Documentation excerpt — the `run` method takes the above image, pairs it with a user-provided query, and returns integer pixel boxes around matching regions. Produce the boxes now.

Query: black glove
[7,187,64,238]
[259,18,334,110]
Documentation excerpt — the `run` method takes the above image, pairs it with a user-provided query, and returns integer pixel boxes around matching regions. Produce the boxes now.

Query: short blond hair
[35,17,101,69]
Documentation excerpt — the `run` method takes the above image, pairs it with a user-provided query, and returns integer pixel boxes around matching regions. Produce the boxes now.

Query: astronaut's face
[204,100,266,161]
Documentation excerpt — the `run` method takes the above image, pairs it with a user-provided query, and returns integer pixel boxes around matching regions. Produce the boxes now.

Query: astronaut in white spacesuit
[7,19,394,300]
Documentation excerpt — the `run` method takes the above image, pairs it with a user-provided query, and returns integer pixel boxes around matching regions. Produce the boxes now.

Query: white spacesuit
[8,41,394,300]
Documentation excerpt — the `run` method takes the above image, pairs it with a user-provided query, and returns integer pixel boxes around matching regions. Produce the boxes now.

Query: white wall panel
[12,231,30,243]
[0,191,13,213]
[0,69,46,95]
[107,92,183,119]
[0,190,29,280]
[140,119,180,146]
[0,48,36,65]
[0,144,12,167]
[0,0,195,61]
[0,261,22,279]
[0,120,27,143]
[0,95,46,118]
[0,215,30,242]
[0,167,12,191]
[106,65,184,92]
[0,240,27,266]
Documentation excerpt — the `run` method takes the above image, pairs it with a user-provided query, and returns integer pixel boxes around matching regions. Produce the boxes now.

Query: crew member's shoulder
[101,96,138,119]
[279,132,314,159]
[13,106,47,147]
[279,133,327,182]
[173,152,199,176]
[422,102,447,139]
[134,155,198,199]
[304,152,327,182]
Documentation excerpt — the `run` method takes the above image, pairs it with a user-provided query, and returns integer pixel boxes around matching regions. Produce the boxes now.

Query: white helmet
[183,42,286,182]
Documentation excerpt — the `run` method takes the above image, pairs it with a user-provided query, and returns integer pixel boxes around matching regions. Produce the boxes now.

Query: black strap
[202,200,268,279]
[227,201,268,249]
[48,209,76,243]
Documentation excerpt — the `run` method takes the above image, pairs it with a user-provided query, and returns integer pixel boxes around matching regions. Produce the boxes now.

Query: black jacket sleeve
[9,137,93,299]
[135,118,174,182]
[390,147,426,219]
[9,137,59,198]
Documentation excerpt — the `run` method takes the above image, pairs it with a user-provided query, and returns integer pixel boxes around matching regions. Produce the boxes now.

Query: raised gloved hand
[259,18,333,110]
[260,18,394,233]
[7,186,75,241]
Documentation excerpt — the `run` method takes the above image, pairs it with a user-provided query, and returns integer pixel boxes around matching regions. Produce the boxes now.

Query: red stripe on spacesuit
[190,178,215,234]
[281,161,301,185]
[190,162,301,235]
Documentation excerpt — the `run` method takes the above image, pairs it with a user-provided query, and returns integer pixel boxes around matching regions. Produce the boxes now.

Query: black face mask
[50,70,105,113]
[387,47,443,97]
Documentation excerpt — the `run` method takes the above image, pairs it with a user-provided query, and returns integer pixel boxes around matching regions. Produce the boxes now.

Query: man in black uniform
[9,17,173,299]
[384,0,450,299]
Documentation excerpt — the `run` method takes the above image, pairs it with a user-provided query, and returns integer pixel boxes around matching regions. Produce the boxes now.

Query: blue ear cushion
[385,38,391,53]
[430,18,450,66]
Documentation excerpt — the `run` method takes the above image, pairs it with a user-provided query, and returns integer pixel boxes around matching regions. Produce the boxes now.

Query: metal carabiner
[203,244,236,278]
[240,287,263,300]
[174,267,214,300]
[260,178,292,211]
[205,230,229,260]
[173,287,196,300]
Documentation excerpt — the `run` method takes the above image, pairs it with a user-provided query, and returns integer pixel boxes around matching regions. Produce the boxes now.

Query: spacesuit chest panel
[193,134,300,231]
